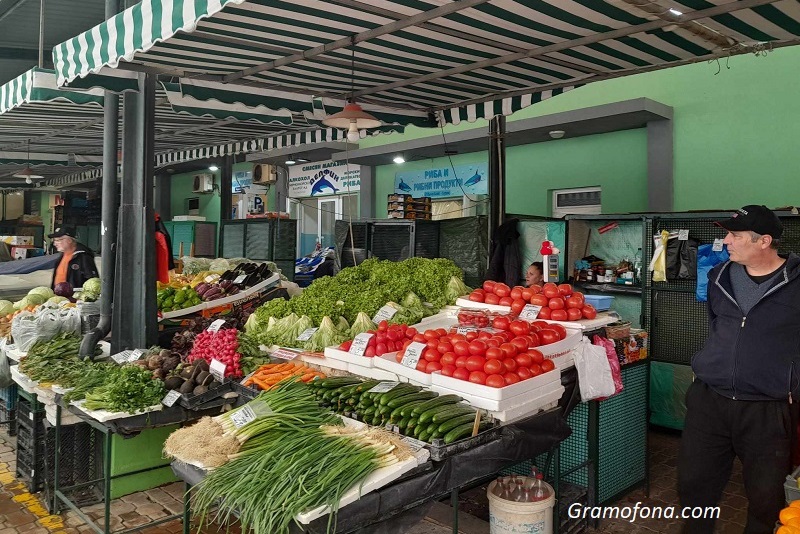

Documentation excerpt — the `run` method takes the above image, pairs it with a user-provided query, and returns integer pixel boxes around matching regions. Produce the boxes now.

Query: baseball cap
[715,205,783,239]
[47,227,76,239]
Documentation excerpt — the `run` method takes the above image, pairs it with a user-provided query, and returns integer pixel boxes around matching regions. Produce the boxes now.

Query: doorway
[288,194,359,256]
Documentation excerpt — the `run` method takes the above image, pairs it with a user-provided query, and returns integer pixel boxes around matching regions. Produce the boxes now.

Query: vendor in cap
[49,227,99,289]
[678,205,800,533]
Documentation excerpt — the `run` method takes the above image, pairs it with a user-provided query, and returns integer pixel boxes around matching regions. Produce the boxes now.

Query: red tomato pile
[338,320,416,357]
[394,320,563,387]
[467,281,597,322]
[187,329,243,378]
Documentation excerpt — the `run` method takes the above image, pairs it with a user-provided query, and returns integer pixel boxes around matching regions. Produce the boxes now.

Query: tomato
[466,355,487,372]
[566,294,585,309]
[529,364,543,377]
[497,296,512,306]
[424,330,439,341]
[532,321,550,330]
[557,283,573,297]
[499,330,516,342]
[550,309,569,322]
[541,359,556,372]
[450,333,467,343]
[395,351,405,363]
[485,337,501,348]
[484,358,504,375]
[426,339,439,351]
[494,283,511,298]
[567,308,583,321]
[509,320,530,337]
[510,336,529,352]
[515,352,533,368]
[548,297,565,310]
[550,324,568,340]
[538,328,560,345]
[416,360,427,372]
[529,284,542,294]
[511,299,526,314]
[368,335,377,347]
[504,372,521,385]
[516,367,533,381]
[423,348,440,362]
[378,320,389,331]
[492,316,511,331]
[485,374,506,388]
[499,343,518,358]
[453,341,471,357]
[437,341,454,354]
[426,361,443,373]
[465,331,479,342]
[527,349,544,364]
[530,294,549,307]
[501,358,518,372]
[440,352,457,366]
[485,346,503,360]
[528,332,540,347]
[483,280,496,292]
[406,327,418,339]
[543,283,560,299]
[364,346,376,357]
[538,307,552,320]
[521,288,535,301]
[510,287,524,300]
[478,331,492,341]
[469,291,485,303]
[376,342,388,355]
[475,315,490,328]
[485,293,501,305]
[453,368,470,381]
[441,364,456,377]
[582,304,597,320]
[436,328,448,338]
[469,371,488,385]
[455,355,468,369]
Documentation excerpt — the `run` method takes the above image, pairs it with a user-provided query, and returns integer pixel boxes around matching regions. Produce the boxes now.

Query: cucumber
[426,421,440,435]
[321,389,338,402]
[419,401,466,425]
[431,406,474,424]
[378,385,421,405]
[398,416,412,432]
[400,401,427,418]
[359,396,374,408]
[316,377,361,389]
[437,413,478,434]
[413,422,426,438]
[386,391,437,409]
[443,423,477,444]
[378,404,394,416]
[406,418,418,432]
[362,406,376,417]
[355,380,381,393]
[418,429,432,443]
[411,394,462,416]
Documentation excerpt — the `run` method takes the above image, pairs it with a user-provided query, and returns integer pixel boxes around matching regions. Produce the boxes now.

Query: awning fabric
[52,0,800,125]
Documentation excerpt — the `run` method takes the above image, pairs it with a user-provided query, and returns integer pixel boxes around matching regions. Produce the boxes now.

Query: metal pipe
[80,0,121,359]
[38,0,45,68]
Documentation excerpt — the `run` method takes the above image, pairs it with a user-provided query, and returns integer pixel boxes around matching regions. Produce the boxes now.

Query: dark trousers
[678,380,798,534]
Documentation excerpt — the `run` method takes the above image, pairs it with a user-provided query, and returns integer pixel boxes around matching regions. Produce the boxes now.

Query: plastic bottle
[634,248,643,284]
[531,473,547,501]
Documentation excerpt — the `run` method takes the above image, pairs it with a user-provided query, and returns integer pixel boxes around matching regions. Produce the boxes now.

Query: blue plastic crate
[584,295,615,311]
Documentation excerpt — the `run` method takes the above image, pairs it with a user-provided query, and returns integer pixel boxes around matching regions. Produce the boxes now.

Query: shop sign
[232,171,253,193]
[288,160,360,198]
[394,162,488,198]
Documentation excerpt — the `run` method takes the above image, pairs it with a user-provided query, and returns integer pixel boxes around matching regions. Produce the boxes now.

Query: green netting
[649,361,692,430]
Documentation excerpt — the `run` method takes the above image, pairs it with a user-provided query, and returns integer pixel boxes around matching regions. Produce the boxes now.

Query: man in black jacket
[678,205,800,534]
[49,227,99,289]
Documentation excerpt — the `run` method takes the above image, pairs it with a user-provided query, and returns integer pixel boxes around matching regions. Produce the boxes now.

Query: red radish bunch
[394,321,562,387]
[187,329,243,378]
[468,281,597,322]
[338,321,417,357]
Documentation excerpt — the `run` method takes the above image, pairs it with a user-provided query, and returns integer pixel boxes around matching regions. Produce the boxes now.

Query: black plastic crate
[43,422,103,512]
[557,482,589,534]
[16,397,45,427]
[0,398,16,436]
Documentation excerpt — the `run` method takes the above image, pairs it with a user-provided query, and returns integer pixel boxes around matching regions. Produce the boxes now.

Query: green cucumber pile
[308,378,491,445]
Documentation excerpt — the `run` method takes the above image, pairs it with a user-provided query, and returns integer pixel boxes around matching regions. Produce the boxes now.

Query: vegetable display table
[172,406,571,534]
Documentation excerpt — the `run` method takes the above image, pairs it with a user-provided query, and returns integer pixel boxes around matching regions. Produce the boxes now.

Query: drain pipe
[80,0,120,358]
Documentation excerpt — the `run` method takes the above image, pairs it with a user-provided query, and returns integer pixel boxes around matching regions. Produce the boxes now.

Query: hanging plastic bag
[696,244,729,302]
[666,237,699,280]
[649,230,670,282]
[572,336,616,401]
[592,335,624,399]
[0,339,13,388]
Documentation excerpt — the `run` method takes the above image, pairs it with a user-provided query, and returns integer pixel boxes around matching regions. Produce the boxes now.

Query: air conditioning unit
[253,164,277,184]
[192,173,214,193]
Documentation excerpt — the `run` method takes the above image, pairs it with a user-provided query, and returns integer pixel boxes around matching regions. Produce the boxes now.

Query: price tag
[713,238,724,252]
[400,342,426,369]
[349,333,374,357]
[271,348,300,360]
[210,358,226,381]
[401,436,428,452]
[204,275,216,283]
[519,304,542,320]
[207,319,226,333]
[296,328,318,342]
[233,274,247,284]
[111,349,143,364]
[456,326,477,334]
[480,327,500,334]
[230,405,257,428]
[367,381,400,394]
[162,390,181,407]
[678,229,689,241]
[372,305,398,323]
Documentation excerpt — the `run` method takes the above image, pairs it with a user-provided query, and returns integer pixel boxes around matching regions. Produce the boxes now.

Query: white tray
[347,364,399,382]
[5,346,25,362]
[69,400,163,422]
[455,298,511,313]
[373,353,432,386]
[536,312,618,330]
[299,352,349,372]
[488,381,565,422]
[324,346,376,368]
[10,365,37,393]
[158,274,281,321]
[431,366,560,402]
[537,329,582,370]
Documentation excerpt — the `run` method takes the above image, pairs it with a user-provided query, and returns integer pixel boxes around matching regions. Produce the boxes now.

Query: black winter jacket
[692,253,800,401]
[50,244,99,290]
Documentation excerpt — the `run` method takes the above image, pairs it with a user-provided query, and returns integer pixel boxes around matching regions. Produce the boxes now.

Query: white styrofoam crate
[299,352,349,372]
[488,382,565,422]
[373,353,432,386]
[430,365,560,401]
[46,403,82,426]
[347,364,399,382]
[324,346,376,368]
[411,310,458,331]
[10,365,37,393]
[537,330,582,370]
[455,298,511,313]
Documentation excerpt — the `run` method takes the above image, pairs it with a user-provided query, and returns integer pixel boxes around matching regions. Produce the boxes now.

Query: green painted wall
[364,46,800,215]
[170,170,221,225]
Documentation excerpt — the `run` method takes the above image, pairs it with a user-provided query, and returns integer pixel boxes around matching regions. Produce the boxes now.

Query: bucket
[487,479,555,534]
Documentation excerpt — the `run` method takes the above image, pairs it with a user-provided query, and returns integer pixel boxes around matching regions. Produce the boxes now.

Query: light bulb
[208,165,219,171]
[393,156,405,164]
[346,121,361,143]
[25,177,32,185]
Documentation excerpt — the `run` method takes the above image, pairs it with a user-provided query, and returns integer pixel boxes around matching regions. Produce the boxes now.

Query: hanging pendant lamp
[13,140,44,182]
[322,46,381,142]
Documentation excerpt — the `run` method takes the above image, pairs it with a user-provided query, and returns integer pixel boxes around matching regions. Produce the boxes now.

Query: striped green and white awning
[52,0,800,126]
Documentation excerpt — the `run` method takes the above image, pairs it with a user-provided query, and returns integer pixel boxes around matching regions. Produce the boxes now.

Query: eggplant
[256,263,268,277]
[195,282,210,295]
[203,287,222,300]
[228,286,240,295]
[219,280,233,291]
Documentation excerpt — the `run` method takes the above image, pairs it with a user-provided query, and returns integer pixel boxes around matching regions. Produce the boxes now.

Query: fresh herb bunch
[82,366,165,413]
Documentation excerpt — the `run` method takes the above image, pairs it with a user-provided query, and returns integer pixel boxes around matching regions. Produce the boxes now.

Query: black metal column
[112,73,157,352]
[154,173,171,221]
[219,155,233,221]
[488,116,507,244]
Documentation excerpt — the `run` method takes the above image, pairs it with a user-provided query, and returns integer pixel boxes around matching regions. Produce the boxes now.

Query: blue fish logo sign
[310,169,340,196]
[397,178,412,192]
[463,170,483,188]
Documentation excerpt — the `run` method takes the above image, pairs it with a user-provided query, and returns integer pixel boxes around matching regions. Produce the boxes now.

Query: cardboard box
[612,329,648,365]
[387,202,432,212]
[0,235,33,246]
[387,210,432,220]
[387,194,432,205]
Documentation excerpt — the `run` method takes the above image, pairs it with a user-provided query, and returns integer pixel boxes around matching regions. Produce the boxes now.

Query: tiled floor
[0,426,749,534]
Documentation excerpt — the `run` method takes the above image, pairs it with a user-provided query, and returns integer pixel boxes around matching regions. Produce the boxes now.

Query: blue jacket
[692,253,800,401]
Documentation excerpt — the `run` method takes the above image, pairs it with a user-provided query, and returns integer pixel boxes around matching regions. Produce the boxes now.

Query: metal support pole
[220,155,233,221]
[103,432,113,534]
[183,483,191,534]
[450,488,459,534]
[112,73,157,351]
[38,0,45,68]
[487,116,506,246]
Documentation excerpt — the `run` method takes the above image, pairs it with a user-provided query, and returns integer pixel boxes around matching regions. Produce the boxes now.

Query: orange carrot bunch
[243,362,325,390]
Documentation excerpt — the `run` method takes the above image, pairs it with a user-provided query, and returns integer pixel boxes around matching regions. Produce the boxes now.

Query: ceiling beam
[222,0,491,83]
[0,0,30,25]
[351,0,782,100]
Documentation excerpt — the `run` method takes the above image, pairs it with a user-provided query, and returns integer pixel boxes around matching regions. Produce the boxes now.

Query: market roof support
[112,72,157,352]
[488,116,507,246]
[220,155,233,221]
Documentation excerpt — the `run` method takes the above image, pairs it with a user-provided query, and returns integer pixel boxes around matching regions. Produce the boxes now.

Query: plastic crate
[16,397,45,427]
[584,295,614,311]
[0,384,17,409]
[43,422,103,512]
[785,465,800,504]
[0,398,16,436]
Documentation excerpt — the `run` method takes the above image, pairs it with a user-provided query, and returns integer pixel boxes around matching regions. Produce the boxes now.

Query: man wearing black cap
[678,205,800,533]
[48,227,98,290]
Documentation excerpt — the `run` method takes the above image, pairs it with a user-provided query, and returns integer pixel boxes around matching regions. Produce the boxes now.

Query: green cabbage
[28,287,54,299]
[47,296,69,305]
[303,316,348,352]
[83,278,101,295]
[0,300,13,315]
[349,312,377,338]
[24,294,46,306]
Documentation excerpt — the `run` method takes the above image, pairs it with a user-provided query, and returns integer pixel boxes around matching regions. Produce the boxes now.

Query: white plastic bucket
[486,480,555,534]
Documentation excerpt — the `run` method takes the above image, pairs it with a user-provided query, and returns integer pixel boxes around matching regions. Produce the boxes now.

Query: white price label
[111,349,143,364]
[272,348,301,360]
[678,229,689,241]
[234,274,247,284]
[372,305,398,323]
[296,328,318,342]
[456,326,477,334]
[210,358,226,381]
[230,405,257,428]
[519,304,542,320]
[713,238,724,252]
[401,436,428,452]
[349,333,374,357]
[162,390,181,407]
[480,327,500,334]
[367,381,400,394]
[207,319,226,333]
[204,275,216,283]
[400,342,426,369]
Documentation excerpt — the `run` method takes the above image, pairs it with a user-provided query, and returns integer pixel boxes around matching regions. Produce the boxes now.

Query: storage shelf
[574,282,642,296]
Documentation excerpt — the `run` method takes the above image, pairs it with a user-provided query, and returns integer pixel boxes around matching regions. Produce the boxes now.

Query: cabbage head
[0,300,13,315]
[83,278,101,295]
[24,294,46,306]
[48,296,69,305]
[28,286,54,299]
